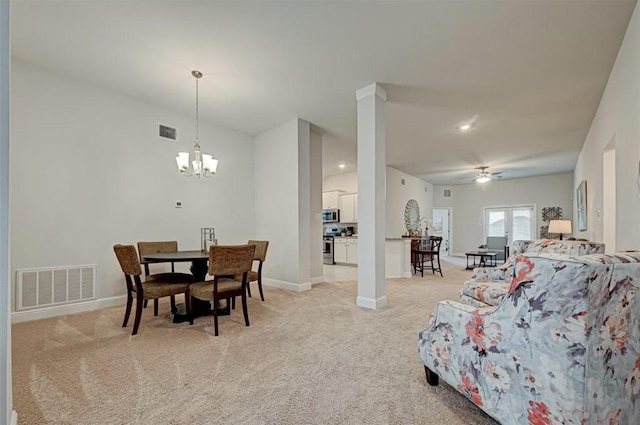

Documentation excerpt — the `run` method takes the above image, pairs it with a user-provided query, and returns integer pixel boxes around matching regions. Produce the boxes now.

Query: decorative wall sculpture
[540,206,563,238]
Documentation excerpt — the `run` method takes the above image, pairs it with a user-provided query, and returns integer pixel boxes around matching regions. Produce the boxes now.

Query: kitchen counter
[329,236,413,278]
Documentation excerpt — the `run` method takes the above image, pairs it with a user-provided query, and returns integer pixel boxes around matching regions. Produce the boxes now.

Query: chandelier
[176,70,218,177]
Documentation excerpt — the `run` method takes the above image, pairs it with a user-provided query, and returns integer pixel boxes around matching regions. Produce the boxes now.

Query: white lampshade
[549,220,572,235]
[176,152,189,171]
[203,155,218,174]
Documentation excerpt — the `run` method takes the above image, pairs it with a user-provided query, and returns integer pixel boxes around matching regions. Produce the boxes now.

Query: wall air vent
[159,124,177,140]
[444,189,452,198]
[16,264,97,311]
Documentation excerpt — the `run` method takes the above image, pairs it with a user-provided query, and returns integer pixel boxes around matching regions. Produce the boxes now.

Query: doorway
[432,208,451,256]
[484,205,536,245]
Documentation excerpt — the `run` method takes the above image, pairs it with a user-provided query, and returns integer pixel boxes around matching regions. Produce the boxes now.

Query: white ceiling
[11,0,637,184]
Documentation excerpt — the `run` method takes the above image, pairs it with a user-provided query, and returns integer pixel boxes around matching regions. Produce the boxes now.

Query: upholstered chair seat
[190,278,242,299]
[143,278,191,299]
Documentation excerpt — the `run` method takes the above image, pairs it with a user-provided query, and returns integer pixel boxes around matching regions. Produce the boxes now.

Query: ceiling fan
[473,166,503,184]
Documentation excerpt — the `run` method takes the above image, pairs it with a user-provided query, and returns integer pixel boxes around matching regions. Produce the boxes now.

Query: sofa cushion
[460,279,510,307]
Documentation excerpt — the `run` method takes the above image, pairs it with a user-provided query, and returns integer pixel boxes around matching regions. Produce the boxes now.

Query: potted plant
[478,244,488,253]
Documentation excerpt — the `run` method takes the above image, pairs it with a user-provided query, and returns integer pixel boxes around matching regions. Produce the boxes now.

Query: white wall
[322,167,433,237]
[10,62,255,306]
[323,171,357,193]
[254,118,321,288]
[1,0,14,422]
[386,167,433,237]
[434,172,574,255]
[574,4,640,250]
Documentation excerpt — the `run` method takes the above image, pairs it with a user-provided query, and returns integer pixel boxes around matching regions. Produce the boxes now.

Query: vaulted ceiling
[11,0,637,184]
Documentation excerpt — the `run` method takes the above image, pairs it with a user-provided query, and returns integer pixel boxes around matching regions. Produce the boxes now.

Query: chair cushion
[189,279,243,300]
[141,281,189,299]
[460,279,510,307]
[145,272,193,284]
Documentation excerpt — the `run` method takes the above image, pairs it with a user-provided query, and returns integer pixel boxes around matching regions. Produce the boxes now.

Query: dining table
[142,250,230,323]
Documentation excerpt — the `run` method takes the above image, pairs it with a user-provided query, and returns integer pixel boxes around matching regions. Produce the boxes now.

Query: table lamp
[548,220,572,240]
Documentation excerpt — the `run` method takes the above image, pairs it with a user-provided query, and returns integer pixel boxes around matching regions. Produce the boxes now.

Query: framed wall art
[576,180,587,231]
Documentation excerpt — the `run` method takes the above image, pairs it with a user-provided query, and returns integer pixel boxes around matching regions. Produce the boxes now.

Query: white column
[356,83,387,309]
[254,118,321,292]
[0,1,14,423]
[309,130,324,283]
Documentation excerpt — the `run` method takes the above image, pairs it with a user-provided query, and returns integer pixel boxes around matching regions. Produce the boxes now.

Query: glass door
[485,206,535,244]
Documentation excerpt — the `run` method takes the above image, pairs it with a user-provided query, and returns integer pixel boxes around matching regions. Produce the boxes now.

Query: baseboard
[356,295,387,309]
[11,295,127,323]
[11,410,17,425]
[385,272,412,279]
[263,278,312,292]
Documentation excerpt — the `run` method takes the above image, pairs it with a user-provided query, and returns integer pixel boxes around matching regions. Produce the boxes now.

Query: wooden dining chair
[413,236,443,277]
[245,240,269,301]
[187,244,256,336]
[113,244,192,335]
[137,241,178,315]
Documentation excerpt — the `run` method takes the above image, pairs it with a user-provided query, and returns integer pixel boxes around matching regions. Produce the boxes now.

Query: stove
[323,236,334,264]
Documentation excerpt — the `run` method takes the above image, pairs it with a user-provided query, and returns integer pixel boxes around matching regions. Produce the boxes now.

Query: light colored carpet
[13,260,498,425]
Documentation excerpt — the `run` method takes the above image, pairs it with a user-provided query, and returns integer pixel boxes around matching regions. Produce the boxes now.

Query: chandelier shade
[176,70,218,178]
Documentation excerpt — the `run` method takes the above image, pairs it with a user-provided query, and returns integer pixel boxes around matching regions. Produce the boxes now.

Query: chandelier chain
[195,74,199,147]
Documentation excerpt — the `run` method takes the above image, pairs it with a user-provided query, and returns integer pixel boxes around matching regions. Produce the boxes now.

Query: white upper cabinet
[339,193,357,223]
[322,190,343,210]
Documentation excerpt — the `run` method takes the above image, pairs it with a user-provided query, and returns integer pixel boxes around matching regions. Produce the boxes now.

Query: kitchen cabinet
[333,237,357,265]
[334,238,348,263]
[338,193,358,223]
[346,239,358,264]
[322,191,343,210]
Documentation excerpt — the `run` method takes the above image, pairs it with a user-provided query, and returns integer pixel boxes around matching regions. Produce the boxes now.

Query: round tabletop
[142,250,209,262]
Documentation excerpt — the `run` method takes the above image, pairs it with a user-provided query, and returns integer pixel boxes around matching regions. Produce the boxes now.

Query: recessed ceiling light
[338,163,346,169]
[459,124,472,131]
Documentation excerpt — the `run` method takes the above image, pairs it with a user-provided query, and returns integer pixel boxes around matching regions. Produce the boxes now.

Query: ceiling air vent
[159,124,177,140]
[443,189,452,198]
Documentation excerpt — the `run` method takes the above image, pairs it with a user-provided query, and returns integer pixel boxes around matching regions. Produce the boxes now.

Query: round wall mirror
[404,199,421,236]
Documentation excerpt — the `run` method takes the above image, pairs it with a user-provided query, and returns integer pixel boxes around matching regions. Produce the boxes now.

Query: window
[485,206,535,244]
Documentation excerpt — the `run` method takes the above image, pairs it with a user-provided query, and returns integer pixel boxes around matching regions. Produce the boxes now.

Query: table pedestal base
[172,299,231,324]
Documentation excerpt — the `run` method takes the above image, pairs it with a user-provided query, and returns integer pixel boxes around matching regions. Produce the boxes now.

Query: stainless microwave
[322,209,340,223]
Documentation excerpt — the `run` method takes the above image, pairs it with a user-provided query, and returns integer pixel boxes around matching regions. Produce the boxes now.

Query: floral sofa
[460,239,605,308]
[419,251,640,424]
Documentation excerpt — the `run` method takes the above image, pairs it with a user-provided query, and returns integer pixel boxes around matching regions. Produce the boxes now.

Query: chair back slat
[113,244,142,276]
[248,240,269,261]
[208,245,256,276]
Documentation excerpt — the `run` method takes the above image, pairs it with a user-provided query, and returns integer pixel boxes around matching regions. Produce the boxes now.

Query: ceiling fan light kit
[474,166,492,184]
